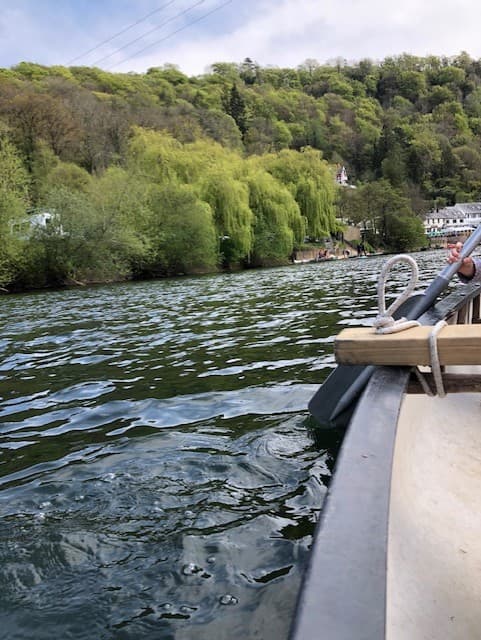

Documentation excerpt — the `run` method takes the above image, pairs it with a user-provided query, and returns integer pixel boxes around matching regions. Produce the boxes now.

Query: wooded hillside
[2,53,479,290]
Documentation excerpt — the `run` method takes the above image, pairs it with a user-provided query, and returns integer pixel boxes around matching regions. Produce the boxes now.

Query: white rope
[373,254,421,334]
[428,319,448,397]
[372,254,448,396]
[411,320,448,397]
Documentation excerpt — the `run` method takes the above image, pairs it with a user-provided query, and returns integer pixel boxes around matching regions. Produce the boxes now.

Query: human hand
[447,242,475,278]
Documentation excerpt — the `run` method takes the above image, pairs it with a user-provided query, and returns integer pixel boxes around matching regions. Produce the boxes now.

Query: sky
[2,0,481,76]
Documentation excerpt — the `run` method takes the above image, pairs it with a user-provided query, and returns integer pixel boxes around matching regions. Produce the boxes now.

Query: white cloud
[111,0,481,75]
[2,0,481,75]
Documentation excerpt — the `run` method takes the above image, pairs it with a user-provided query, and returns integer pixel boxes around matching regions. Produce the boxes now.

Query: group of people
[316,241,367,262]
[317,249,331,261]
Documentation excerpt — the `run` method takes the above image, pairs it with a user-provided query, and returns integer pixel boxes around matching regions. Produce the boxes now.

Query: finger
[447,250,461,262]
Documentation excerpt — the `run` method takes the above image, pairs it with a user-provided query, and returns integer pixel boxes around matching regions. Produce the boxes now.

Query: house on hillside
[31,212,55,228]
[423,203,481,235]
[336,165,348,185]
[335,165,356,189]
[10,211,63,237]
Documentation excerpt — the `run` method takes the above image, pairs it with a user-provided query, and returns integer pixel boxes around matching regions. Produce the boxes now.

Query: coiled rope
[373,254,447,397]
[373,254,421,334]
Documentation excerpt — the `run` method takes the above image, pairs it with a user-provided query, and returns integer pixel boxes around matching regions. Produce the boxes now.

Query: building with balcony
[423,203,481,236]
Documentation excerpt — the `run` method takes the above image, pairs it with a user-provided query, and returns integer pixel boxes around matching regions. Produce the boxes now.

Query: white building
[423,203,481,236]
[335,165,356,190]
[336,165,348,185]
[30,211,54,228]
[10,211,62,237]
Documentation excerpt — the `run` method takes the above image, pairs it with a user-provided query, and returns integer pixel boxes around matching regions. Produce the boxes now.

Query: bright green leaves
[0,137,29,286]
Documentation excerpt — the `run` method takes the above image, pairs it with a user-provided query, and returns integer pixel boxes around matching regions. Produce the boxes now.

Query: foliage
[0,138,29,286]
[4,52,481,288]
[199,172,253,266]
[145,183,218,275]
[244,167,304,265]
[255,147,337,239]
[222,84,248,136]
[338,179,426,251]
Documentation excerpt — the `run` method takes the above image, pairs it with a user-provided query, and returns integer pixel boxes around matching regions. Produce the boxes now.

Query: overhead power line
[108,0,234,71]
[66,0,180,65]
[91,0,206,67]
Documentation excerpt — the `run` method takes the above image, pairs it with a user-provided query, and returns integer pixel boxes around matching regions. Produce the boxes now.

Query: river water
[0,251,449,639]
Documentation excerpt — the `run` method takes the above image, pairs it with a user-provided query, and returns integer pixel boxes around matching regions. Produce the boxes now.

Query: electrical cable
[66,0,179,65]
[91,0,206,67]
[107,0,234,71]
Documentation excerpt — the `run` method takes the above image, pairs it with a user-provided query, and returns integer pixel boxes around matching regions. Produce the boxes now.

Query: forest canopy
[4,52,480,289]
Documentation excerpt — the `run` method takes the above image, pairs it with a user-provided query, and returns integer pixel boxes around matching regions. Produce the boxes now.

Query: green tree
[200,172,253,266]
[239,58,261,85]
[244,167,304,265]
[146,183,218,275]
[385,211,427,252]
[256,147,337,238]
[223,84,248,136]
[197,109,243,149]
[344,179,425,250]
[243,116,292,154]
[0,138,29,286]
[209,62,241,83]
[23,168,150,286]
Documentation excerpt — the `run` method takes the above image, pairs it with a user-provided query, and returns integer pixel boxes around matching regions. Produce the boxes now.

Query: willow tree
[176,138,243,184]
[146,183,218,275]
[126,128,243,188]
[126,127,184,184]
[255,147,338,240]
[244,167,305,265]
[296,177,333,239]
[0,137,29,287]
[199,171,253,266]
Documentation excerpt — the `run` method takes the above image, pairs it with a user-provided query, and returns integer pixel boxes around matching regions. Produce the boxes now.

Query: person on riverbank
[447,241,481,284]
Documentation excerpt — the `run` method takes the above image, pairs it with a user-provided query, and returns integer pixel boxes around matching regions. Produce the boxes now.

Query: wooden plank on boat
[335,325,481,366]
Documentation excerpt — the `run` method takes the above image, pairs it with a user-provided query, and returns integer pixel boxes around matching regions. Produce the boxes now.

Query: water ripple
[0,251,454,639]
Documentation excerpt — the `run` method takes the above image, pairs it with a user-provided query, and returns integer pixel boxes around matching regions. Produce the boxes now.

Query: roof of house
[424,202,481,220]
